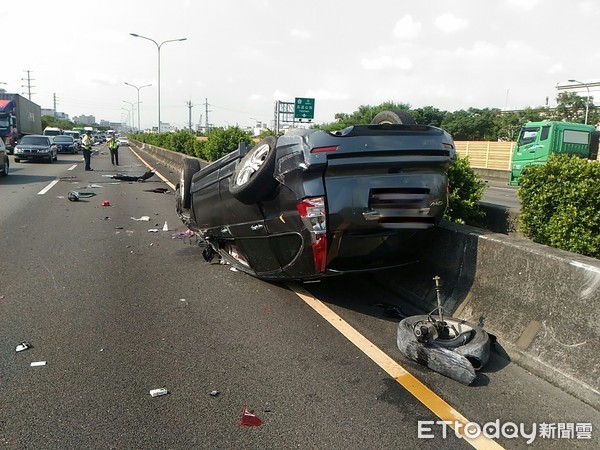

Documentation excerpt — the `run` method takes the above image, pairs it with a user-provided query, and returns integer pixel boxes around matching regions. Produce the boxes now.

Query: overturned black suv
[176,110,455,281]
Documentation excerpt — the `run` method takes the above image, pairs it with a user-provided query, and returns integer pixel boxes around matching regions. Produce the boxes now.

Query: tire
[14,158,20,163]
[397,315,490,385]
[179,157,201,210]
[229,136,278,204]
[370,110,416,125]
[0,156,8,176]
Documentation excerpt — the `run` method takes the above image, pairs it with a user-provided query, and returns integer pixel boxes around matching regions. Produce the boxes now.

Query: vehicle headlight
[39,148,49,153]
[14,147,23,154]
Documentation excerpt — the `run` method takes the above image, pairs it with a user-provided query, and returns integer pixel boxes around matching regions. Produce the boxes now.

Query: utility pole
[21,70,35,100]
[53,93,58,117]
[186,100,194,133]
[204,98,211,134]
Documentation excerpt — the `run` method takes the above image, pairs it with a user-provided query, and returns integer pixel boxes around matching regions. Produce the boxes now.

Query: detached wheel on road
[397,314,490,385]
[229,136,278,204]
[370,110,416,125]
[178,157,201,210]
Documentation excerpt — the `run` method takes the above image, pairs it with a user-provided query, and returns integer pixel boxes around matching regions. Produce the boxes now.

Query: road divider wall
[377,222,600,410]
[132,139,600,410]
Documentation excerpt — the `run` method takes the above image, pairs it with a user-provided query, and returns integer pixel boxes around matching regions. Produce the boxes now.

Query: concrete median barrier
[377,222,600,410]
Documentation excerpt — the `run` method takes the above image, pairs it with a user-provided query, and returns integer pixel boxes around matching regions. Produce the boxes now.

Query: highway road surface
[0,146,597,449]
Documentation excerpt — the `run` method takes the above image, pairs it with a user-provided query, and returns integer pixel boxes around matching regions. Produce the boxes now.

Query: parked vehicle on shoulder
[176,110,456,281]
[13,135,58,163]
[0,138,8,177]
[53,135,79,154]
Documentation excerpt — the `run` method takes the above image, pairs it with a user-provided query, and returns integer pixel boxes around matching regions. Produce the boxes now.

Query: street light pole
[125,82,152,132]
[130,33,187,133]
[568,79,590,125]
[123,101,135,131]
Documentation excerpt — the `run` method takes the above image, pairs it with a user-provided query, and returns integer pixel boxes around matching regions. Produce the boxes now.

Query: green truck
[510,121,599,186]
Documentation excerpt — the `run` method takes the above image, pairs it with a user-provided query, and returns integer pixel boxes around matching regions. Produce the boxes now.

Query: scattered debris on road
[149,388,169,397]
[15,342,32,352]
[239,406,263,427]
[396,276,490,385]
[30,361,46,367]
[209,390,220,397]
[131,216,150,221]
[100,200,111,207]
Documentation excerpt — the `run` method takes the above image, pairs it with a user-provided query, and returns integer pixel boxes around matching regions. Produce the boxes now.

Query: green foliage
[318,101,412,131]
[444,155,486,226]
[440,108,502,141]
[518,154,600,258]
[42,116,76,130]
[202,127,253,161]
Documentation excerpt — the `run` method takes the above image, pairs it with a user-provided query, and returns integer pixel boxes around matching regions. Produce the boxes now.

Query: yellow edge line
[129,145,176,190]
[290,283,504,450]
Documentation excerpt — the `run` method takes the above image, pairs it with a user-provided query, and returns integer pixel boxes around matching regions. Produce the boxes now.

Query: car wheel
[179,157,201,210]
[370,110,416,125]
[229,136,278,204]
[48,153,53,163]
[14,158,20,163]
[1,156,8,176]
[397,314,490,385]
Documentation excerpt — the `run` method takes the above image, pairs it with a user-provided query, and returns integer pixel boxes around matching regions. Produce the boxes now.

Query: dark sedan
[176,110,456,281]
[53,135,79,154]
[14,135,58,163]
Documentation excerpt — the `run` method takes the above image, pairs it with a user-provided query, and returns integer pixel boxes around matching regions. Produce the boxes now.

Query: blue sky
[3,0,598,129]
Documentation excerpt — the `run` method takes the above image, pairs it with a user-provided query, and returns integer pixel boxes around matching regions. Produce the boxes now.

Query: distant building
[73,115,96,125]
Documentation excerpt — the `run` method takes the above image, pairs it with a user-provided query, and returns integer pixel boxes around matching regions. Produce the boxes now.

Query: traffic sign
[294,97,315,120]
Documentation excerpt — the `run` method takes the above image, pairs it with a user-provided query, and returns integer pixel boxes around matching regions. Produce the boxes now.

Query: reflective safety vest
[108,139,118,150]
[82,134,93,150]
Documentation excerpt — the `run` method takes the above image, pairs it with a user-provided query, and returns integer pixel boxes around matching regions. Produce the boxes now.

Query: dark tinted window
[53,136,74,143]
[540,126,550,141]
[20,136,50,146]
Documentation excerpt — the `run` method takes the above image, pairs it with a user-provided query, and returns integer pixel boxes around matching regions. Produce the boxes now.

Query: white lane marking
[68,164,77,171]
[37,179,60,195]
[129,146,176,190]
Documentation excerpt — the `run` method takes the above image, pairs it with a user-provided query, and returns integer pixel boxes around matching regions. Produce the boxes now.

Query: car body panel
[180,123,455,280]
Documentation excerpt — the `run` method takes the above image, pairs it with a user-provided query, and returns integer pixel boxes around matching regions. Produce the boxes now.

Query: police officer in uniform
[107,134,120,165]
[81,131,94,171]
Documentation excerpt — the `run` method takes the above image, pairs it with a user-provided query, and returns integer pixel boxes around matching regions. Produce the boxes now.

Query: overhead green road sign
[294,97,315,120]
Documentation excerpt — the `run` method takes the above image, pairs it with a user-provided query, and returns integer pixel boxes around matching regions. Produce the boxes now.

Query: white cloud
[392,15,422,39]
[505,0,543,10]
[435,13,468,33]
[272,89,291,101]
[547,63,564,75]
[361,55,413,71]
[304,89,349,101]
[248,94,266,101]
[290,29,311,40]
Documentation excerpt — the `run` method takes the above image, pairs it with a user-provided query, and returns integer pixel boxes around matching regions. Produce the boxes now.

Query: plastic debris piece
[100,200,111,207]
[172,229,194,239]
[230,267,238,272]
[149,388,168,397]
[144,187,169,194]
[148,229,159,233]
[240,406,263,427]
[15,341,32,352]
[162,222,169,231]
[87,184,103,189]
[68,191,80,202]
[115,226,124,230]
[0,294,5,300]
[30,361,47,367]
[131,216,151,221]
[209,390,220,397]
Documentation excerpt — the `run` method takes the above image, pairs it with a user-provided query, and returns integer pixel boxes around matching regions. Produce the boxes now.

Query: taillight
[297,197,327,273]
[310,145,338,153]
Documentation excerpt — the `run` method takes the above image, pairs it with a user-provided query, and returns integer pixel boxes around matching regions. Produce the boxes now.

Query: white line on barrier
[37,179,60,195]
[570,261,600,274]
